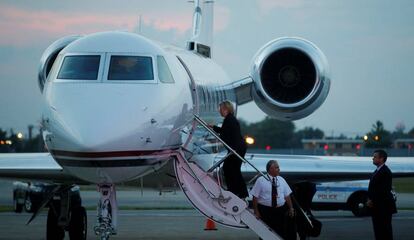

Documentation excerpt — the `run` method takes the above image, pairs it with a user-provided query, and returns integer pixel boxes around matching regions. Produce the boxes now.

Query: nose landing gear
[94,184,118,240]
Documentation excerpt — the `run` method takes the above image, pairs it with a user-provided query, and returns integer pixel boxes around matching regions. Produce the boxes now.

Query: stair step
[174,150,283,239]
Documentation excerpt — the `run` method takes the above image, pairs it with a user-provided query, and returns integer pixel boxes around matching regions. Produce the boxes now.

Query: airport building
[394,138,414,149]
[302,139,363,156]
[301,138,414,156]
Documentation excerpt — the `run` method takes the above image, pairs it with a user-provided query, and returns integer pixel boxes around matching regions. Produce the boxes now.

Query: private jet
[1,1,414,240]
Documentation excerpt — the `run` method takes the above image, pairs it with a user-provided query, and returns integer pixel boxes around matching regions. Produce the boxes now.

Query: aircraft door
[176,56,199,148]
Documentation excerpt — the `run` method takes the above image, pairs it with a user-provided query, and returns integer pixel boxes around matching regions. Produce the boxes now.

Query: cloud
[0,3,198,47]
[143,14,191,34]
[215,5,230,32]
[257,0,305,13]
[0,4,136,46]
[142,4,230,35]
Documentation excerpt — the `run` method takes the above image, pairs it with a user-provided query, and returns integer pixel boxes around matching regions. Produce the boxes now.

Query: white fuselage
[42,32,234,183]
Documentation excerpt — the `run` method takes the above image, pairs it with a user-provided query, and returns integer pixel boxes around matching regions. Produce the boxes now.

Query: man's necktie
[271,177,277,207]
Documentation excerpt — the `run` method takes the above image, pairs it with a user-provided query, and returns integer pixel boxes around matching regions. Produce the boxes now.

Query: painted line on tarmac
[118,212,201,217]
[321,218,366,222]
[394,216,414,220]
[321,216,414,222]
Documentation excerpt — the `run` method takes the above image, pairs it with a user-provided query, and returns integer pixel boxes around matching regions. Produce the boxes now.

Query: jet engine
[250,37,330,121]
[38,35,81,92]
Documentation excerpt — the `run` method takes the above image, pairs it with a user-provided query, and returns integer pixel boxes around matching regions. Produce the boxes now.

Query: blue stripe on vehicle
[316,186,367,192]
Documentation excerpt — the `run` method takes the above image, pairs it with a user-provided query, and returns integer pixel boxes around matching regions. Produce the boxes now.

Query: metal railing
[193,114,270,182]
[194,114,316,232]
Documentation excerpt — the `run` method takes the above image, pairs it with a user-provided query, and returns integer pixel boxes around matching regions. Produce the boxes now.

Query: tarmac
[2,180,414,209]
[1,180,414,239]
[1,210,414,239]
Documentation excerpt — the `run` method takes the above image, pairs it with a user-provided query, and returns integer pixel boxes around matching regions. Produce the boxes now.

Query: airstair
[172,115,283,240]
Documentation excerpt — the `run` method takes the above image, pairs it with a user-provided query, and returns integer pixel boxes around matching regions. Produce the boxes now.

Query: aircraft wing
[241,153,414,183]
[0,153,83,183]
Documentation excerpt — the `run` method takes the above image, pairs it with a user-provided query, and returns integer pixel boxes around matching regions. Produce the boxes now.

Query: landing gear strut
[94,184,118,240]
[46,185,86,240]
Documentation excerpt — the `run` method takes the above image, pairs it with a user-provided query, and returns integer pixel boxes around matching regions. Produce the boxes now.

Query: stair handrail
[194,114,270,182]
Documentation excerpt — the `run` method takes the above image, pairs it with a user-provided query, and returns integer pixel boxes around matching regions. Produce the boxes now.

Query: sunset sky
[0,0,413,137]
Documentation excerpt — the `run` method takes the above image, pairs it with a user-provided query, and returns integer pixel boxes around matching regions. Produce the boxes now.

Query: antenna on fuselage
[138,14,142,34]
[187,0,214,58]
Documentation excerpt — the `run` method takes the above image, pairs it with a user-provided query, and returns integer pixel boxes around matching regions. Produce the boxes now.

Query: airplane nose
[46,84,153,150]
[46,83,192,152]
[50,105,151,151]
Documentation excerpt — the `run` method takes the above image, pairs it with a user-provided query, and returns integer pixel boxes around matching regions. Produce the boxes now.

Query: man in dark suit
[211,100,248,198]
[367,149,397,240]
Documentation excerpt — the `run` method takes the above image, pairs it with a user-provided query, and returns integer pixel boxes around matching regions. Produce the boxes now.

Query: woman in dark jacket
[211,101,248,198]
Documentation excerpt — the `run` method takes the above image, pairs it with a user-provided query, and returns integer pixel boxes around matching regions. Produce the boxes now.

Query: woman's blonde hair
[219,100,234,114]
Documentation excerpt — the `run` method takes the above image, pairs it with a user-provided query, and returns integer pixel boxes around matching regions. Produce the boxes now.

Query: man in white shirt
[251,160,295,239]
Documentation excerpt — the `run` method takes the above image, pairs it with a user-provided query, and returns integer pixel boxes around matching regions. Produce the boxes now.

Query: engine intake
[250,37,330,121]
[38,35,81,92]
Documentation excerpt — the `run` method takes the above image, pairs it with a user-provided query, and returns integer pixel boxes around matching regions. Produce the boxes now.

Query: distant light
[324,144,329,151]
[0,140,4,145]
[5,140,12,145]
[356,144,361,150]
[265,145,271,151]
[363,135,368,141]
[245,136,255,145]
[374,135,379,141]
[17,133,23,139]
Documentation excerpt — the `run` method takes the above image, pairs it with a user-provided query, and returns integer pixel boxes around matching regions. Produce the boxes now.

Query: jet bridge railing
[193,114,270,182]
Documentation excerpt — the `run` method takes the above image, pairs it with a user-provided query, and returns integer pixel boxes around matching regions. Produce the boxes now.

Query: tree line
[239,118,414,149]
[1,119,413,152]
[0,128,45,153]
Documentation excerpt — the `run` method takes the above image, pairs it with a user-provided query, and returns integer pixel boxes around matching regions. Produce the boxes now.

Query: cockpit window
[57,55,100,80]
[108,56,154,80]
[157,56,175,83]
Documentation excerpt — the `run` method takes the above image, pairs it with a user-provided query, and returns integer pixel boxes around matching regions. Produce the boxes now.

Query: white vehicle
[312,180,370,217]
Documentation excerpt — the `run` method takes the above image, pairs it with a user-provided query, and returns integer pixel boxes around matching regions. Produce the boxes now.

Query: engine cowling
[250,37,330,121]
[38,35,82,92]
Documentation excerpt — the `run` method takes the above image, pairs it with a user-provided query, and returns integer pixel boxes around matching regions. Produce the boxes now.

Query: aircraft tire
[24,196,33,212]
[69,206,87,240]
[47,206,65,240]
[13,197,23,213]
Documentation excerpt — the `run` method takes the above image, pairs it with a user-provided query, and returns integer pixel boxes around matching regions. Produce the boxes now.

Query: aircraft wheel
[69,206,87,240]
[47,206,65,240]
[13,197,23,213]
[24,196,33,212]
